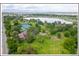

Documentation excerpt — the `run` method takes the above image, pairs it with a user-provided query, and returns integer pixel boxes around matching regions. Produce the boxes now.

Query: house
[18,23,31,39]
[20,23,31,32]
[18,31,28,40]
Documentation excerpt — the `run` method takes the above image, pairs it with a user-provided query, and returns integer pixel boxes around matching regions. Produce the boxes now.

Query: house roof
[19,23,31,32]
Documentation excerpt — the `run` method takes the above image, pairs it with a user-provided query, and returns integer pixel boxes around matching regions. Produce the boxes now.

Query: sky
[2,4,78,12]
[0,0,78,3]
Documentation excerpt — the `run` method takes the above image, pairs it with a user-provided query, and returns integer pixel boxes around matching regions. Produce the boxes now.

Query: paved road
[2,18,8,55]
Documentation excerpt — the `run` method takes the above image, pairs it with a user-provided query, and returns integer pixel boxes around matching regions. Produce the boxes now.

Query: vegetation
[3,15,77,54]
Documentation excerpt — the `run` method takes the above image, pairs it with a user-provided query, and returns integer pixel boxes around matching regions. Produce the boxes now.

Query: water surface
[24,17,73,24]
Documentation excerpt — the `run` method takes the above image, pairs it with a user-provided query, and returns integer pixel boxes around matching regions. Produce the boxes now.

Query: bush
[63,38,77,54]
[17,43,37,54]
[64,31,70,37]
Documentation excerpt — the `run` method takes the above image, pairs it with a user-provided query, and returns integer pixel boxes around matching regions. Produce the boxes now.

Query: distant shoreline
[2,12,78,17]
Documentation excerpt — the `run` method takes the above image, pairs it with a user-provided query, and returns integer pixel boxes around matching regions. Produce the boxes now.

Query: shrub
[64,31,70,37]
[63,38,77,54]
[17,43,37,54]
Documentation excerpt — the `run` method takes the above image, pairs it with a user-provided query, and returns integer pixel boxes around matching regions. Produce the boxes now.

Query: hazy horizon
[2,4,78,13]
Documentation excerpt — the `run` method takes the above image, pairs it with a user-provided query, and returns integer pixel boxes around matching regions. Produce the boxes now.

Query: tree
[7,37,18,54]
[57,32,61,38]
[26,27,36,43]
